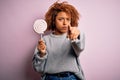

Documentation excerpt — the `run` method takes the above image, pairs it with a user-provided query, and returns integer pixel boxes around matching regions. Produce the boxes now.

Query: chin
[61,30,67,33]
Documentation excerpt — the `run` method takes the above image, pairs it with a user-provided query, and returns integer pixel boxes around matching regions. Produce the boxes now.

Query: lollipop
[33,19,47,38]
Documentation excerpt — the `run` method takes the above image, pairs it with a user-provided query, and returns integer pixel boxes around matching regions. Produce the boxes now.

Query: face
[54,12,71,35]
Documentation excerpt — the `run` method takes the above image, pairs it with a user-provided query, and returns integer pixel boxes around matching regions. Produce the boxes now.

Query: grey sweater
[32,32,85,80]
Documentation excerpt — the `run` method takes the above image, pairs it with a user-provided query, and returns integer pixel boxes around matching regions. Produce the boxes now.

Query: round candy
[33,19,47,34]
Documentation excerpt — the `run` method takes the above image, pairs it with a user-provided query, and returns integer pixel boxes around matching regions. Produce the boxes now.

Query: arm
[71,32,85,57]
[32,46,48,73]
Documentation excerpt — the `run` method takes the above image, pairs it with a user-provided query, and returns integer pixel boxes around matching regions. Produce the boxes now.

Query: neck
[53,31,66,35]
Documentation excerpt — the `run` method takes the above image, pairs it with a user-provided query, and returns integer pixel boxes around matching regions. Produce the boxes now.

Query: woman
[32,1,85,80]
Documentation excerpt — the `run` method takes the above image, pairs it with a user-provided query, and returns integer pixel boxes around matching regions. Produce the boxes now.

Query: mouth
[62,26,68,29]
[61,27,68,31]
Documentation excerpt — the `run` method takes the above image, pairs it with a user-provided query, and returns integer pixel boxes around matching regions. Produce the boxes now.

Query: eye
[66,18,71,21]
[58,19,62,21]
[58,18,64,21]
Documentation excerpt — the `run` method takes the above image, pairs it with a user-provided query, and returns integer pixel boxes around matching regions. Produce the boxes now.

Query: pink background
[0,0,120,80]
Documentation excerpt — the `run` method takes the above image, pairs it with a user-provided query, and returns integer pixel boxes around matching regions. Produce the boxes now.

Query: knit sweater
[32,32,85,80]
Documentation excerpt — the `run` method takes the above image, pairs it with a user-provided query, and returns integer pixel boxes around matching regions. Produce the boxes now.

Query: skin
[37,12,80,57]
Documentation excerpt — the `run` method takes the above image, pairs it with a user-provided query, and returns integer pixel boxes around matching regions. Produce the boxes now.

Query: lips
[61,26,68,29]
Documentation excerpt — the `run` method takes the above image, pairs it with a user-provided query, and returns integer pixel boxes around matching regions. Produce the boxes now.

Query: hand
[37,39,46,57]
[67,25,80,40]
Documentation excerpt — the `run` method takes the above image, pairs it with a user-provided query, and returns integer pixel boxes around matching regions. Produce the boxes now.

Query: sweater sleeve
[32,47,48,73]
[71,32,85,57]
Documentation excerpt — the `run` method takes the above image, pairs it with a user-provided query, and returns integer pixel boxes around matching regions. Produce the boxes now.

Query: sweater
[32,32,85,80]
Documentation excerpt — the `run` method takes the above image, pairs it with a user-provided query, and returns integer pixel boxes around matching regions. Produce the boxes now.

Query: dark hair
[45,1,80,31]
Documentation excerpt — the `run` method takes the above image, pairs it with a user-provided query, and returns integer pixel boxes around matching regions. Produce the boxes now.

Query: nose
[63,20,67,25]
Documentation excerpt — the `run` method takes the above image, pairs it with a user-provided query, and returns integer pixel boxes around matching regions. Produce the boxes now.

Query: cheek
[55,21,62,26]
[55,24,61,29]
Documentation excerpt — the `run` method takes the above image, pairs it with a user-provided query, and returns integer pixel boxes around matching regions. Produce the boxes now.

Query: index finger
[38,39,44,44]
[68,24,71,35]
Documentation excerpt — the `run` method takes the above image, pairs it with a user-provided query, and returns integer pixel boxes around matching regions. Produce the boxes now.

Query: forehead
[56,12,71,18]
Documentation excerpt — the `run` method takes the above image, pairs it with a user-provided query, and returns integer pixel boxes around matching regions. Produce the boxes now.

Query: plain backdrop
[0,0,120,80]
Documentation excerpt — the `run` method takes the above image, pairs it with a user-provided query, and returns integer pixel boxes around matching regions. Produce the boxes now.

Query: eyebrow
[57,16,71,19]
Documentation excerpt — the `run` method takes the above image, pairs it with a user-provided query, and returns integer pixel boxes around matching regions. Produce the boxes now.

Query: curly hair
[45,1,80,31]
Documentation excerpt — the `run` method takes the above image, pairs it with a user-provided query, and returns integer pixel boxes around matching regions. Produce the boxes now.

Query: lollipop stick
[40,34,43,39]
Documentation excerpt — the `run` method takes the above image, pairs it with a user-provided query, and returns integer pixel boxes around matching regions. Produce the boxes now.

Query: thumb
[68,24,72,31]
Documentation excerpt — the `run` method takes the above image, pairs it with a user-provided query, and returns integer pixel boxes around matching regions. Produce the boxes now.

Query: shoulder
[42,32,52,41]
[80,31,85,40]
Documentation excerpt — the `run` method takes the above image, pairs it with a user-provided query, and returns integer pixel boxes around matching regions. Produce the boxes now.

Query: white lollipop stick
[33,19,47,39]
